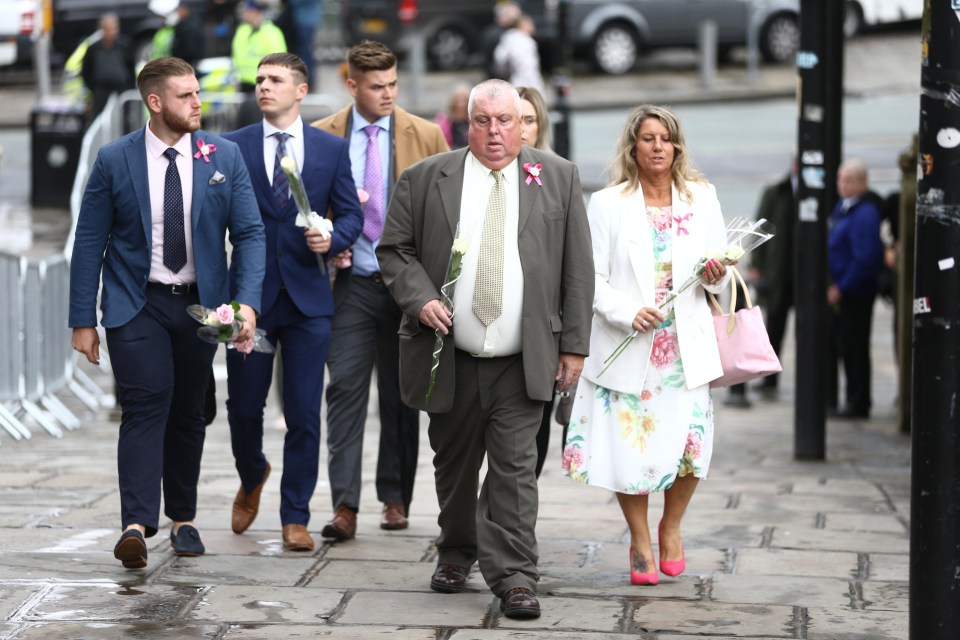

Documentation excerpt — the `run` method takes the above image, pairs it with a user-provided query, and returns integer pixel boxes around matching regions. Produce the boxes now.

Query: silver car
[570,0,800,75]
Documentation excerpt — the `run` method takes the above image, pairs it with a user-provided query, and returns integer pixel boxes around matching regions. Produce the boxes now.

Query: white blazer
[582,180,731,394]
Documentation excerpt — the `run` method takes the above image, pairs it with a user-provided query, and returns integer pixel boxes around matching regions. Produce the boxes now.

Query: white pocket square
[208,171,226,185]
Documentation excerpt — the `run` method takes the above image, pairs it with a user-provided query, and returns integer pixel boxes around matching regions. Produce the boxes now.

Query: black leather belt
[368,272,383,283]
[148,281,194,295]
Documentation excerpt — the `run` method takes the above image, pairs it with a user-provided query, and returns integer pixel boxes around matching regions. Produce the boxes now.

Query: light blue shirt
[349,106,391,276]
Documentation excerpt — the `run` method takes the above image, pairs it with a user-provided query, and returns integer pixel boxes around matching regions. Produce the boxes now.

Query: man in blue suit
[69,57,266,569]
[223,52,364,551]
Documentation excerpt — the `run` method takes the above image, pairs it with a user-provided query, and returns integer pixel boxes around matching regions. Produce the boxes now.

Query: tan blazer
[584,180,730,393]
[376,146,595,413]
[311,104,450,182]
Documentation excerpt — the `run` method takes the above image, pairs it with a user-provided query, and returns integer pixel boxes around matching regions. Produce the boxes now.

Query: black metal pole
[910,2,960,637]
[551,0,571,160]
[793,0,843,460]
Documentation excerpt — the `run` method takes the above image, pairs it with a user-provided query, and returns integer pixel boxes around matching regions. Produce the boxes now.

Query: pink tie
[362,125,383,241]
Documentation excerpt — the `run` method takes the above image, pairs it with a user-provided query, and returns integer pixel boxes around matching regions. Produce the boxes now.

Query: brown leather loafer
[429,563,468,593]
[500,586,540,619]
[281,523,314,551]
[232,462,270,534]
[320,505,357,541]
[380,502,409,530]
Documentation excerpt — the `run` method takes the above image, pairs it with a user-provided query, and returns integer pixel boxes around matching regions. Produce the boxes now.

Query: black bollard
[793,0,844,460]
[910,2,960,637]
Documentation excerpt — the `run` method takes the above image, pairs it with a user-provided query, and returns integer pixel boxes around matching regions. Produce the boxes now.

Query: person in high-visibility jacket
[231,1,287,92]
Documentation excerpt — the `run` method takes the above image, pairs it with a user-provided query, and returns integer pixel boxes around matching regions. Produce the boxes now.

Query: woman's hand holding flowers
[633,306,665,334]
[700,259,728,286]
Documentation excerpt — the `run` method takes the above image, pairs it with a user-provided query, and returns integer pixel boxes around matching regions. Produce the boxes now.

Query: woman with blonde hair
[517,86,552,151]
[562,105,731,585]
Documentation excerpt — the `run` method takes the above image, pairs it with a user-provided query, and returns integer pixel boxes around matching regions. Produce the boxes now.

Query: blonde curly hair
[608,105,704,203]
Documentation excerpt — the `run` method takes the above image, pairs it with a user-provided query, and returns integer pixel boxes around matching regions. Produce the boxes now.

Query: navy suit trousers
[106,286,217,537]
[226,288,331,526]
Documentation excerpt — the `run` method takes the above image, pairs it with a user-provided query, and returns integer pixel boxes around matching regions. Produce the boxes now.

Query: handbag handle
[707,266,752,335]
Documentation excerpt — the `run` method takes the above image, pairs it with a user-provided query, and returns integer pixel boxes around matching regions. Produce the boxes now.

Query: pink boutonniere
[674,212,693,236]
[193,138,217,163]
[523,162,543,186]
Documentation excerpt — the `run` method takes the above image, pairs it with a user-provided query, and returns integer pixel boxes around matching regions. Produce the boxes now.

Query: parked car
[843,0,923,36]
[342,0,801,76]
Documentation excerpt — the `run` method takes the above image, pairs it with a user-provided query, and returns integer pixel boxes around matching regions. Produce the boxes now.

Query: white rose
[200,144,210,156]
[279,156,297,173]
[723,245,745,262]
[452,238,469,255]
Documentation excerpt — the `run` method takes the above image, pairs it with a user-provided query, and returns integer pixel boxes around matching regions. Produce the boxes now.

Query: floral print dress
[562,206,714,494]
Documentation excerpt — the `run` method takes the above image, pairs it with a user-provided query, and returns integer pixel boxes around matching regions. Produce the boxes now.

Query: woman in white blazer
[562,105,731,586]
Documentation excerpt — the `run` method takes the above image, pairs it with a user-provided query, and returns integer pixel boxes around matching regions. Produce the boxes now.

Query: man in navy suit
[69,57,265,569]
[223,53,364,551]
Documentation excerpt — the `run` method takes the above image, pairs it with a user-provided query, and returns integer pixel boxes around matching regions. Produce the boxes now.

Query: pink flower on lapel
[193,138,217,163]
[523,162,543,186]
[674,212,693,236]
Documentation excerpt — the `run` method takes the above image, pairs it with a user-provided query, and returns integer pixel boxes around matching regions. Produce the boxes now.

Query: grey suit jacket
[376,146,594,413]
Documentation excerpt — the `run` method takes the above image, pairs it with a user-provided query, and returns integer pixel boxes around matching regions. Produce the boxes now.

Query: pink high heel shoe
[629,547,659,585]
[658,521,686,577]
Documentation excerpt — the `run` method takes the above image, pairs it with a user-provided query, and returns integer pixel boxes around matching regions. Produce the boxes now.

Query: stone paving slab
[824,513,907,533]
[0,553,146,583]
[768,527,908,554]
[864,552,909,581]
[495,595,625,633]
[734,548,860,579]
[157,556,317,588]
[629,600,797,636]
[805,606,908,639]
[191,585,345,624]
[222,625,435,639]
[21,583,191,622]
[13,621,222,639]
[861,581,908,611]
[323,535,434,562]
[336,591,493,627]
[311,559,435,591]
[0,586,38,621]
[710,574,856,608]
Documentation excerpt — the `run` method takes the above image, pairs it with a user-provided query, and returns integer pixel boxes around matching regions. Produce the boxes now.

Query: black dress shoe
[430,563,468,593]
[500,587,541,619]
[113,529,148,569]
[170,525,205,557]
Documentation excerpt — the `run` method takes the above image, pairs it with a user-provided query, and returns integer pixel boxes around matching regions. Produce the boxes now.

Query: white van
[0,0,41,67]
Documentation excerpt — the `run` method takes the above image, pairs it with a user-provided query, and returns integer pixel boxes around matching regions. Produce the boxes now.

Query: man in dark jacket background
[827,159,885,419]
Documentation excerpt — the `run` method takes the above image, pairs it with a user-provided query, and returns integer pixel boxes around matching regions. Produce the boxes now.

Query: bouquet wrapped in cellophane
[186,302,275,354]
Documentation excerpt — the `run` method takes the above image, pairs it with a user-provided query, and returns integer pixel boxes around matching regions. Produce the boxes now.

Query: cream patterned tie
[473,169,505,326]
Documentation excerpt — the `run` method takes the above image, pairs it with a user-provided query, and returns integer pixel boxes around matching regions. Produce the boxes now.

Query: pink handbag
[707,267,782,388]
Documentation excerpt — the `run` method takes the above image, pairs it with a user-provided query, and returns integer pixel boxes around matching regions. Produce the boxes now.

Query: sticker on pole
[938,257,955,271]
[801,166,825,189]
[796,51,819,69]
[798,197,818,222]
[936,128,960,148]
[914,297,932,315]
[801,150,824,165]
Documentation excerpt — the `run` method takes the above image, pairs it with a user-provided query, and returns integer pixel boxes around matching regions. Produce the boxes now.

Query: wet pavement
[0,300,909,639]
[0,27,915,640]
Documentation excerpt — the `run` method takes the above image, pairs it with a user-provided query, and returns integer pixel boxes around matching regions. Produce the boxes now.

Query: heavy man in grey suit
[376,79,593,619]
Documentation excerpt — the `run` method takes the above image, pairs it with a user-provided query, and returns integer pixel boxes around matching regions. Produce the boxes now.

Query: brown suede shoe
[380,502,409,530]
[281,524,314,551]
[320,505,357,541]
[500,587,541,619]
[231,462,271,534]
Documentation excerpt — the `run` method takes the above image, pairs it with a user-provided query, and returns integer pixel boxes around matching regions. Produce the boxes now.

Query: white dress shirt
[452,153,523,357]
[263,115,305,185]
[146,124,195,284]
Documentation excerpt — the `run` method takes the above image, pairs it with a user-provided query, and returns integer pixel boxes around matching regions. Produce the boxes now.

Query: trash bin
[31,103,86,209]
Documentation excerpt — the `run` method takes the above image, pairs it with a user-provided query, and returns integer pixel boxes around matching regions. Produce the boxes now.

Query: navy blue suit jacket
[69,128,265,329]
[224,123,363,317]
